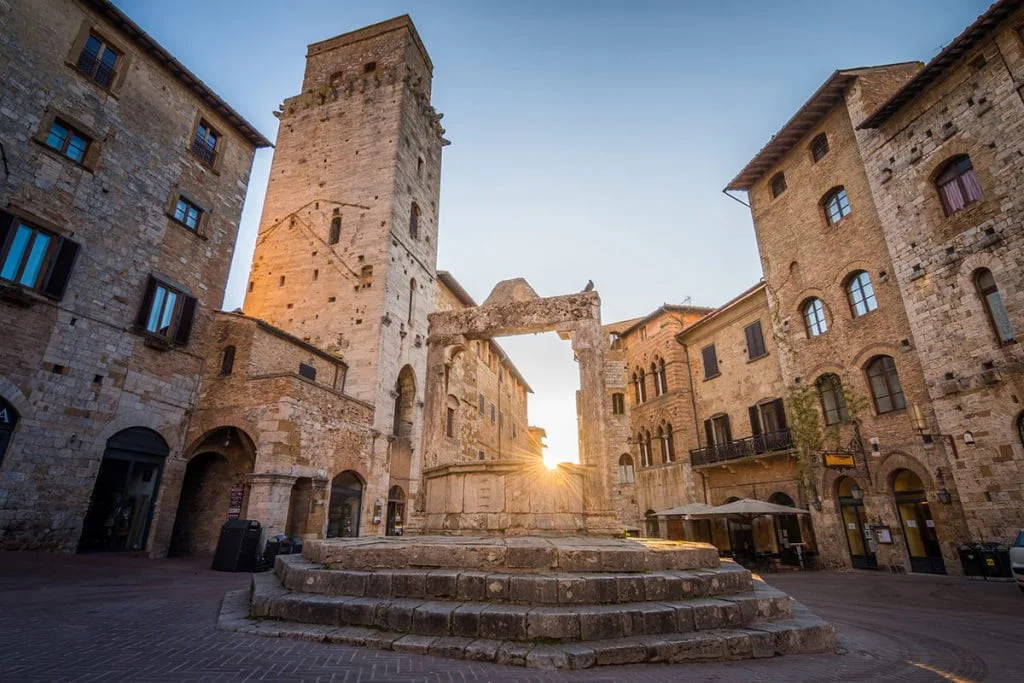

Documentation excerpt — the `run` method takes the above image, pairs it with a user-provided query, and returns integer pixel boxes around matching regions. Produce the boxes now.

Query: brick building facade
[0,0,269,554]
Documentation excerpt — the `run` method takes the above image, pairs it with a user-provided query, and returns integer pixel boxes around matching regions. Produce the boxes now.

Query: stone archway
[169,426,256,556]
[326,471,364,538]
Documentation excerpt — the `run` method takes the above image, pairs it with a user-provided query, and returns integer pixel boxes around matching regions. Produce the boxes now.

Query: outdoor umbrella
[653,502,716,518]
[706,498,810,517]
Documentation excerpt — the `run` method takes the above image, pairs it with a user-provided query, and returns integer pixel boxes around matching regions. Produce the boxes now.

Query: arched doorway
[386,485,405,536]
[392,366,416,438]
[644,509,658,538]
[0,397,18,466]
[79,427,168,552]
[769,492,803,566]
[893,469,946,574]
[327,471,363,538]
[837,477,876,569]
[169,427,256,556]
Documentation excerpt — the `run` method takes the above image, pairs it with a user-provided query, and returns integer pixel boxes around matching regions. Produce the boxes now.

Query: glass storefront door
[837,477,877,570]
[893,470,946,574]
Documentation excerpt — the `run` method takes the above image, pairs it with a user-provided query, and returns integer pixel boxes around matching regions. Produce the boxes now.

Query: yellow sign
[823,452,856,468]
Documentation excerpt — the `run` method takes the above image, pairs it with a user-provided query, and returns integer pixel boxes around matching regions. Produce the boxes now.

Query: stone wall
[856,6,1024,544]
[0,0,261,554]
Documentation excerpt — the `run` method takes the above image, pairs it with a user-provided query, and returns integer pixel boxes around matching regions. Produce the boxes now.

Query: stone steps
[252,571,793,642]
[222,587,834,670]
[276,554,753,604]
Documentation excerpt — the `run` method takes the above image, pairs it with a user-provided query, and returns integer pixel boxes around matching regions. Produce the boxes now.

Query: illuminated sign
[823,452,855,468]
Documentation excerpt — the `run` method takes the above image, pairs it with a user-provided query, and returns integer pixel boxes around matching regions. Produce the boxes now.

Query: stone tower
[244,16,446,516]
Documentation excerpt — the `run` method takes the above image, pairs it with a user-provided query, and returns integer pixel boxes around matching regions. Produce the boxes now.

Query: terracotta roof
[615,304,715,338]
[859,0,1022,129]
[725,64,919,191]
[676,281,766,338]
[85,0,272,147]
[435,270,534,394]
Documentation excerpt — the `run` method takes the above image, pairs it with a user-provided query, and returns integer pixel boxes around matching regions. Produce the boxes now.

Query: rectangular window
[0,213,79,299]
[135,276,197,346]
[478,393,485,415]
[191,120,219,166]
[611,393,625,415]
[172,197,203,231]
[705,414,732,446]
[298,363,317,381]
[490,404,496,423]
[446,407,455,437]
[45,119,90,164]
[744,321,766,360]
[701,344,719,379]
[77,33,119,88]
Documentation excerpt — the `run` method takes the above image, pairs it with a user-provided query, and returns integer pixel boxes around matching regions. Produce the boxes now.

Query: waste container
[262,534,304,568]
[211,519,262,572]
[979,543,1012,579]
[958,544,985,578]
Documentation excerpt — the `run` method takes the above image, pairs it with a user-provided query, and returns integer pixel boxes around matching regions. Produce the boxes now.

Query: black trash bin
[211,519,262,572]
[979,543,1012,579]
[958,544,985,578]
[262,533,293,568]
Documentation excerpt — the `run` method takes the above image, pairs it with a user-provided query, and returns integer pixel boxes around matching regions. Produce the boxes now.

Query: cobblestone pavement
[0,552,1020,682]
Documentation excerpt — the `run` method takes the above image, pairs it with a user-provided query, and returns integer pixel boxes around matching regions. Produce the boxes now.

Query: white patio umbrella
[706,498,810,517]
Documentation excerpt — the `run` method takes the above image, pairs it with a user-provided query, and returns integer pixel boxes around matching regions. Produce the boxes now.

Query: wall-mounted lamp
[869,438,880,456]
[811,499,822,512]
[936,488,952,504]
[962,431,975,446]
[850,483,864,501]
[372,499,383,525]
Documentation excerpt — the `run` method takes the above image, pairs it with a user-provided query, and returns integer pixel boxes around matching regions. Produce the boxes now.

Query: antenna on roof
[681,296,692,306]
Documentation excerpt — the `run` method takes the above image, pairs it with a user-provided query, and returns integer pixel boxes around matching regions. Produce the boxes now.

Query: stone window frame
[32,108,102,172]
[0,206,81,302]
[822,186,852,226]
[618,453,636,484]
[920,146,997,238]
[164,187,211,238]
[972,267,1016,345]
[844,270,878,319]
[611,392,625,415]
[187,111,226,173]
[770,171,787,198]
[815,373,850,426]
[133,274,198,350]
[863,354,907,416]
[801,297,829,338]
[65,20,132,96]
[809,133,830,163]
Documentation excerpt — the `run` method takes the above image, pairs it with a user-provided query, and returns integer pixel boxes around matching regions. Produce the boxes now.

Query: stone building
[856,0,1024,548]
[241,15,446,534]
[0,0,269,554]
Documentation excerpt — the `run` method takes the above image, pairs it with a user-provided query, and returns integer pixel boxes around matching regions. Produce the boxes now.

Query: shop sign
[227,486,244,519]
[822,451,855,468]
[872,525,893,544]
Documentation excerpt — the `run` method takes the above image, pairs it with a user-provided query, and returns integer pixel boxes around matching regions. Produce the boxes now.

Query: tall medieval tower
[244,16,446,516]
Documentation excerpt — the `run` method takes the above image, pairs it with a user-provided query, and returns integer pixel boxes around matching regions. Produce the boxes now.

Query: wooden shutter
[704,419,714,446]
[134,276,157,329]
[40,238,80,300]
[173,294,197,346]
[745,321,764,359]
[773,398,788,429]
[701,345,718,378]
[723,415,732,442]
[0,211,13,249]
[748,405,762,436]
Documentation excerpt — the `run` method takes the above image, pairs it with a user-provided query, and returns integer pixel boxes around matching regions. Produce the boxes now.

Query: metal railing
[191,136,217,166]
[77,51,115,88]
[690,429,794,467]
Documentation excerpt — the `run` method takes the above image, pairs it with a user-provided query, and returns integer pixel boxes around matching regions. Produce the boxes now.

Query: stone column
[246,472,298,539]
[305,476,329,539]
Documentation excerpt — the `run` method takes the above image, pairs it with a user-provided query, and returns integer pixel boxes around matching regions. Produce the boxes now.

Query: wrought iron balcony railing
[191,136,217,166]
[689,429,794,467]
[77,51,115,88]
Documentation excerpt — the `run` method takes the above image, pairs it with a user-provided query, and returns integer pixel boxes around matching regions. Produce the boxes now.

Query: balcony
[690,429,794,467]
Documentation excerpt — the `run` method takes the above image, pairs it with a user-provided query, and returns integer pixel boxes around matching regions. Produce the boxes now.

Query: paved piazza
[0,553,1019,682]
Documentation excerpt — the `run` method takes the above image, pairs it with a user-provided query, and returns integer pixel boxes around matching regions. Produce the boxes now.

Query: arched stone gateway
[79,427,169,553]
[326,471,363,538]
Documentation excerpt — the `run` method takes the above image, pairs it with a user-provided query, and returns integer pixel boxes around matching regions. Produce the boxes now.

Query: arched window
[816,373,848,425]
[974,268,1015,343]
[219,345,236,376]
[644,509,659,537]
[810,133,829,162]
[637,367,647,403]
[866,355,906,414]
[392,366,416,437]
[802,298,828,337]
[658,357,668,394]
[846,271,878,317]
[386,485,405,536]
[935,155,982,215]
[445,394,458,438]
[408,278,417,325]
[664,423,675,462]
[639,430,653,468]
[329,216,341,244]
[618,454,635,484]
[657,425,667,463]
[650,362,660,397]
[409,202,420,239]
[631,372,641,404]
[823,187,852,225]
[770,172,787,198]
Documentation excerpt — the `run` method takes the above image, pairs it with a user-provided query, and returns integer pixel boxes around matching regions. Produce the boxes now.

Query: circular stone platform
[303,535,721,572]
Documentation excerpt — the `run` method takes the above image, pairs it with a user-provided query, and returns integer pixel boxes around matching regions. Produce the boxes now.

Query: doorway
[386,485,405,536]
[769,491,803,566]
[286,477,313,539]
[893,469,946,574]
[79,428,168,552]
[837,477,877,570]
[326,471,363,538]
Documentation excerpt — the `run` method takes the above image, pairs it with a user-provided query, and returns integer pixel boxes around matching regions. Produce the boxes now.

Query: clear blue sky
[120,0,989,463]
